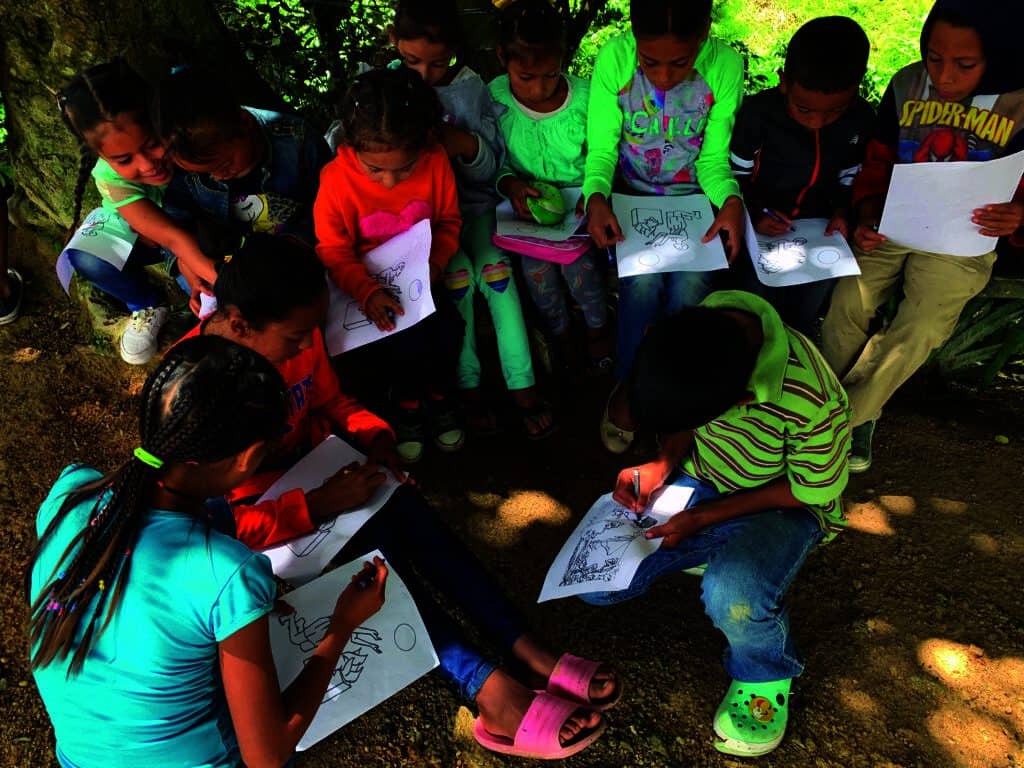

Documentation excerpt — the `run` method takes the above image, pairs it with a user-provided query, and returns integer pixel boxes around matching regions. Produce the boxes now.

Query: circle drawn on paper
[638,253,661,267]
[814,249,841,266]
[394,623,417,652]
[409,279,424,301]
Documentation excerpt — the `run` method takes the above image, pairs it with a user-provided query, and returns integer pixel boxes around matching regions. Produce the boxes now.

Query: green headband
[133,447,164,470]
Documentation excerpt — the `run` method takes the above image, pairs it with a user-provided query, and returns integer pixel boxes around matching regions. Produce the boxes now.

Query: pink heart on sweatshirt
[358,200,432,241]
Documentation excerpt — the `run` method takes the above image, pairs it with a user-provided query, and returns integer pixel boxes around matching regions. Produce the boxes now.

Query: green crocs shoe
[713,678,791,757]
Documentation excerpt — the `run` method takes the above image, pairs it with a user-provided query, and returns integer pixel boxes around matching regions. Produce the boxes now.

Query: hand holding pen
[612,462,671,517]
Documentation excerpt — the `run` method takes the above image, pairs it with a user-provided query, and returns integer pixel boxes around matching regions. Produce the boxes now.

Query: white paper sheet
[258,436,401,584]
[495,186,586,241]
[324,220,436,355]
[744,215,861,287]
[57,208,139,294]
[537,483,694,603]
[613,193,729,277]
[878,148,1024,257]
[269,549,438,750]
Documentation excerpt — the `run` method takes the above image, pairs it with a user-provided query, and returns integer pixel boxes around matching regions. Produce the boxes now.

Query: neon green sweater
[582,32,743,207]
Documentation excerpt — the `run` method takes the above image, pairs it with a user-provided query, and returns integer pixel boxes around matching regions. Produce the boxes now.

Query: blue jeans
[336,486,527,701]
[579,475,824,682]
[615,271,715,379]
[64,243,169,312]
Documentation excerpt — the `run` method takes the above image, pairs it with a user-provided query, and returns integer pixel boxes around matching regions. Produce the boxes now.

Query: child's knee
[701,567,774,633]
[480,260,514,296]
[444,266,474,303]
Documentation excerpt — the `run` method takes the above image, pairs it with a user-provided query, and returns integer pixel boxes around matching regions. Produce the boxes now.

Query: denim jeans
[336,486,528,701]
[64,243,168,312]
[615,270,715,380]
[579,475,824,682]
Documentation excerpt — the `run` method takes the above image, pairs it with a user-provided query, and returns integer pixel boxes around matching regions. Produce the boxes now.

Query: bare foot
[512,635,619,704]
[510,386,554,437]
[476,669,601,744]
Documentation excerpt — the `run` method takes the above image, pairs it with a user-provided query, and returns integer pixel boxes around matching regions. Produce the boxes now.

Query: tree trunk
[0,0,273,235]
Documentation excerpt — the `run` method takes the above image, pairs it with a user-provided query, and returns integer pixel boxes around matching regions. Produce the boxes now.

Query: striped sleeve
[785,398,850,506]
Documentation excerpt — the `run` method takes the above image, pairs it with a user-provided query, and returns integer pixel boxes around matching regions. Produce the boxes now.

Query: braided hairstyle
[28,336,287,675]
[338,66,443,154]
[57,60,151,238]
[497,0,566,66]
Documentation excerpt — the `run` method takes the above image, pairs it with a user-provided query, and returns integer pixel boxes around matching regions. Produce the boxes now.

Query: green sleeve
[694,39,744,207]
[582,34,634,205]
[488,75,519,192]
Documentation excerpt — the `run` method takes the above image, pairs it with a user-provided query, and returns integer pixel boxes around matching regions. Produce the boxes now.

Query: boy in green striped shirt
[580,290,850,757]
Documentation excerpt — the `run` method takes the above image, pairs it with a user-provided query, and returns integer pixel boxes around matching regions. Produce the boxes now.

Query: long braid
[28,337,288,675]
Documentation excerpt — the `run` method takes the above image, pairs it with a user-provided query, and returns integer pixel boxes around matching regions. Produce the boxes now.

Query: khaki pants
[821,240,996,426]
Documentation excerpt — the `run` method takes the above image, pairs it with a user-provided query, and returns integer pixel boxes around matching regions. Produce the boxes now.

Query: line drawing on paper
[814,248,841,266]
[286,517,337,557]
[559,509,647,587]
[755,237,809,275]
[340,263,410,331]
[631,207,700,251]
[408,279,424,302]
[371,261,406,297]
[342,302,373,331]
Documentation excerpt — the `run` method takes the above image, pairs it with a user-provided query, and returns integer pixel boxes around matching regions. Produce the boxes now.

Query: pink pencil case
[492,233,592,264]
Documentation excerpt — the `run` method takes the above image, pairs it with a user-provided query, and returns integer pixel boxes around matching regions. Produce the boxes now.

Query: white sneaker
[119,306,169,365]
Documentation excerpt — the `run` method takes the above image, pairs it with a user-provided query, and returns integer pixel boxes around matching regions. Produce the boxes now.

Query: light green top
[582,32,743,206]
[682,291,851,541]
[91,158,165,213]
[489,73,589,189]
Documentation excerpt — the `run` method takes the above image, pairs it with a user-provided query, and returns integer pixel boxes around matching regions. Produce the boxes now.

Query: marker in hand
[355,561,380,590]
[762,207,795,232]
[632,468,642,520]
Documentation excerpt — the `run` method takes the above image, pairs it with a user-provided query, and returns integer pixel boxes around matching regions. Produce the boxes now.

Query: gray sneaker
[0,268,23,325]
[849,421,875,473]
[119,306,169,365]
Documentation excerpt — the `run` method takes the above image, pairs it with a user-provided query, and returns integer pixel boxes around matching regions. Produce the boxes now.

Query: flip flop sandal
[546,652,623,711]
[473,691,606,760]
[600,392,635,454]
[519,400,558,441]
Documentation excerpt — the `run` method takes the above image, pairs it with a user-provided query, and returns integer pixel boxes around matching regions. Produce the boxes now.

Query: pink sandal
[546,653,622,711]
[473,691,606,759]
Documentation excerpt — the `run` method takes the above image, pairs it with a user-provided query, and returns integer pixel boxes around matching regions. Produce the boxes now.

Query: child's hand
[367,432,407,482]
[702,195,745,263]
[753,208,793,237]
[825,213,850,238]
[586,194,624,248]
[612,461,672,513]
[972,201,1024,238]
[501,177,543,221]
[334,557,388,630]
[852,222,887,252]
[643,507,704,548]
[306,461,387,524]
[364,290,404,332]
[441,124,479,162]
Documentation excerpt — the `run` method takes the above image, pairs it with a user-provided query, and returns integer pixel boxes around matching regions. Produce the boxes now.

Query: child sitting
[392,0,555,439]
[29,335,389,767]
[314,67,466,462]
[154,66,331,249]
[583,290,850,757]
[56,60,218,363]
[584,0,747,453]
[821,0,1024,472]
[191,233,618,760]
[490,0,612,376]
[729,16,875,335]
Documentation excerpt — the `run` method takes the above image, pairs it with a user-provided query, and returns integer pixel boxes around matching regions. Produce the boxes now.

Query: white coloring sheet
[258,436,401,584]
[269,549,438,751]
[495,186,586,241]
[324,220,436,355]
[613,193,729,277]
[56,208,139,294]
[878,148,1024,257]
[744,214,861,287]
[537,483,695,603]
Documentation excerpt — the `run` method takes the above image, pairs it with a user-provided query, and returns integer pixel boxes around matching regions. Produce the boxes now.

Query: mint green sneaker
[849,421,875,474]
[713,678,791,756]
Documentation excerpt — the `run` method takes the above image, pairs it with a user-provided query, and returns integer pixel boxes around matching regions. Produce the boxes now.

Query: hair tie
[222,253,233,263]
[133,447,164,469]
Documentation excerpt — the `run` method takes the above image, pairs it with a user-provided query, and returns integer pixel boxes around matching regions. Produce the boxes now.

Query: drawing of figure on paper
[370,261,406,297]
[559,515,642,587]
[756,237,809,274]
[286,516,337,557]
[630,207,697,250]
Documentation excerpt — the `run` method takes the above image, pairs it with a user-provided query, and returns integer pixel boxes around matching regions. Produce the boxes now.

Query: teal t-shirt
[91,158,165,213]
[30,465,277,768]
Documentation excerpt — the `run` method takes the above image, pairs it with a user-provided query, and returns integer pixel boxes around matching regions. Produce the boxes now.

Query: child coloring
[57,60,218,364]
[822,0,1024,471]
[729,16,875,335]
[490,0,613,376]
[28,335,388,768]
[584,0,747,453]
[193,233,618,760]
[314,67,466,462]
[393,0,555,438]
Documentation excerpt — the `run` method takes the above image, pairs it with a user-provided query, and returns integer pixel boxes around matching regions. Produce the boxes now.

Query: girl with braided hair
[56,60,218,365]
[27,336,388,768]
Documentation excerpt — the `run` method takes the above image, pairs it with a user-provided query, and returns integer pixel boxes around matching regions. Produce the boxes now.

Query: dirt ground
[1,231,1022,768]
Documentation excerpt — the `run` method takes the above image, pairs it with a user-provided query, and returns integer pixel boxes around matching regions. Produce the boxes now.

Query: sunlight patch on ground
[878,495,917,517]
[968,533,1000,556]
[844,501,896,535]
[834,678,882,717]
[451,705,505,767]
[927,706,1019,768]
[466,490,571,548]
[10,347,42,363]
[926,498,970,516]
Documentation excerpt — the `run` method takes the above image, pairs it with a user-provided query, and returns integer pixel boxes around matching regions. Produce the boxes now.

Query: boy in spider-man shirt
[729,16,875,335]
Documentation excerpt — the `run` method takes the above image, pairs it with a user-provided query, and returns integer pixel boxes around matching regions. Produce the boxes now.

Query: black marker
[355,564,377,590]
